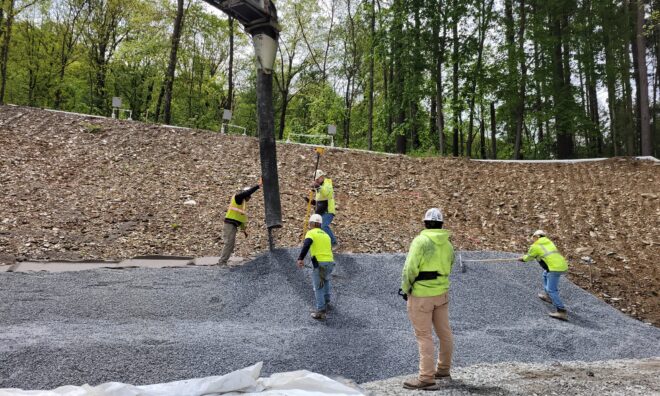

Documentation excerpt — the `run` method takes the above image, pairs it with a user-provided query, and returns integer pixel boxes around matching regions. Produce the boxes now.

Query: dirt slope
[0,105,658,325]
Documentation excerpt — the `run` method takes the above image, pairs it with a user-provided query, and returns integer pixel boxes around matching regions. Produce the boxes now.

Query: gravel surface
[360,358,660,395]
[1,250,658,391]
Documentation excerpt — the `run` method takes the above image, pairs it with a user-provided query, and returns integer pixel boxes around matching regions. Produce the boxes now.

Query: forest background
[0,0,658,159]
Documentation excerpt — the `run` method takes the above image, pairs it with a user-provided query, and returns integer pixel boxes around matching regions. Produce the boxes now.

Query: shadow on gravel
[0,249,658,390]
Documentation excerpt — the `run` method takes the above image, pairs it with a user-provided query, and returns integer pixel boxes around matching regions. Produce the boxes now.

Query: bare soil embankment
[0,105,658,325]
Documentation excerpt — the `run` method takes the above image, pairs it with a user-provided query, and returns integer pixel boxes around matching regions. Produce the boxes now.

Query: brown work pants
[407,292,453,383]
[218,222,238,266]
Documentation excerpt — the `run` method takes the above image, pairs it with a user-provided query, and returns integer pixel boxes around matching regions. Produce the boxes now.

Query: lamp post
[202,0,282,249]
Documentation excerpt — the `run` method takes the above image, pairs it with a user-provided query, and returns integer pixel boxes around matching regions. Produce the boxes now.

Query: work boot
[549,309,568,321]
[402,378,436,390]
[310,310,326,320]
[434,368,451,380]
[538,292,552,304]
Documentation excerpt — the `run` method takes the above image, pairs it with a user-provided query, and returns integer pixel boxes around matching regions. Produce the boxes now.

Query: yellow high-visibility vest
[225,195,247,226]
[305,228,333,262]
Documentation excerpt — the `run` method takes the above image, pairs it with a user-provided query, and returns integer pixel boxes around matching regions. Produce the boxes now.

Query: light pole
[202,0,282,249]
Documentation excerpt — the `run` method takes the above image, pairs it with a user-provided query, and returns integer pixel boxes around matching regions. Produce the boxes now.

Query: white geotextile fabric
[0,362,364,396]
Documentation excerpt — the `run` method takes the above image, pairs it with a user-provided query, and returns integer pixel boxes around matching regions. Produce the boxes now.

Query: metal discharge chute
[202,0,282,249]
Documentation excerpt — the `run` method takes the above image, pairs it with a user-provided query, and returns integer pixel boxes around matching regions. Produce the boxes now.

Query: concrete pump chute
[202,0,282,248]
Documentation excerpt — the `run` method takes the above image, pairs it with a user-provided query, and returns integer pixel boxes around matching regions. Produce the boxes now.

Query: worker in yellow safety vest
[297,213,335,320]
[519,230,569,321]
[310,170,338,248]
[217,179,261,266]
[400,208,454,390]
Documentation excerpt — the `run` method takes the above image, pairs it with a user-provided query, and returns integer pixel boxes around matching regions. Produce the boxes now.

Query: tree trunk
[490,101,497,158]
[551,4,573,159]
[533,39,544,144]
[154,84,165,122]
[480,103,486,159]
[621,0,636,155]
[385,55,392,139]
[633,0,651,155]
[435,0,447,155]
[602,6,619,156]
[144,80,154,121]
[367,0,375,151]
[344,76,351,148]
[0,0,15,104]
[513,0,527,160]
[430,96,437,140]
[582,0,602,156]
[452,13,459,157]
[227,16,234,111]
[504,0,516,143]
[467,0,492,158]
[411,102,419,150]
[278,92,288,140]
[163,0,185,125]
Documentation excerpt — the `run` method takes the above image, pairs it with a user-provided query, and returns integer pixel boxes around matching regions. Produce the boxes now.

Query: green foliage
[1,0,656,158]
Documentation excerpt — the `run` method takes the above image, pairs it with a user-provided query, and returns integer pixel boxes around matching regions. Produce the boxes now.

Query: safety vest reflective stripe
[227,206,246,214]
[539,244,559,258]
[225,195,248,224]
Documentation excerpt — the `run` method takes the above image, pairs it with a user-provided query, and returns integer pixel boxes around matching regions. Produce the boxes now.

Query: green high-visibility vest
[305,228,333,262]
[315,178,335,214]
[522,237,568,272]
[401,229,454,297]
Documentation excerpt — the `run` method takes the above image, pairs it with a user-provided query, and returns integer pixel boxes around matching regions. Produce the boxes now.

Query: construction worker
[217,179,261,266]
[310,170,337,248]
[519,230,569,321]
[297,213,334,320]
[400,208,454,390]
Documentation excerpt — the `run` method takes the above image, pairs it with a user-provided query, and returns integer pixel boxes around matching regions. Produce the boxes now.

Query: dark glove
[318,266,327,289]
[398,288,408,301]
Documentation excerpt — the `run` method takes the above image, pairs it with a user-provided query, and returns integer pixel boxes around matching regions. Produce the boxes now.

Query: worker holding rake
[519,230,569,321]
[310,169,337,248]
[301,148,337,248]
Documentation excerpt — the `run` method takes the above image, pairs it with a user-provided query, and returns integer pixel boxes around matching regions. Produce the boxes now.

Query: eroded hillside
[1,105,658,325]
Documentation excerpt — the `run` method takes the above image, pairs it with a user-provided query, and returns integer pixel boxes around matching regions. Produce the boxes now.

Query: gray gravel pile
[1,250,658,390]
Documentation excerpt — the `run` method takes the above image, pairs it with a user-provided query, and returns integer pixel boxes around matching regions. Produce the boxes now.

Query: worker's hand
[296,259,304,269]
[258,177,263,187]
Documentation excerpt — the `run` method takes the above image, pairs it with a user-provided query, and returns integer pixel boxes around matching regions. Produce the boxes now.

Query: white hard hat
[533,230,546,237]
[309,214,323,224]
[314,170,325,179]
[423,208,443,222]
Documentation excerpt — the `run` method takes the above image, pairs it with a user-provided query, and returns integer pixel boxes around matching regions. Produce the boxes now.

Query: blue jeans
[543,270,565,310]
[321,213,337,245]
[312,261,335,311]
